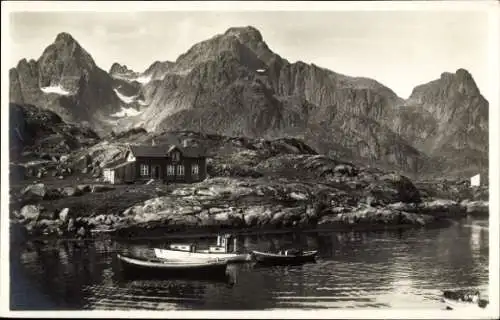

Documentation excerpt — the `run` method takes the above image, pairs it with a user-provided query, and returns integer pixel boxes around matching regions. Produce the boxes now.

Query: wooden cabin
[103,143,207,184]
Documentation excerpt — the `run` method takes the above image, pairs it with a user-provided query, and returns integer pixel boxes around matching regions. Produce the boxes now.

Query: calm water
[10,217,489,310]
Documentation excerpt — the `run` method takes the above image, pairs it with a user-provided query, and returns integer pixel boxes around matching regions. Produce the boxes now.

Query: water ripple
[11,218,489,310]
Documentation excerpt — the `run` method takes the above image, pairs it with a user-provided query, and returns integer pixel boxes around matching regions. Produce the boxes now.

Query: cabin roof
[129,144,206,158]
[105,161,132,170]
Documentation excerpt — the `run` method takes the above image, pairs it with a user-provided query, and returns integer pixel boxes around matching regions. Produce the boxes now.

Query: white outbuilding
[470,174,480,187]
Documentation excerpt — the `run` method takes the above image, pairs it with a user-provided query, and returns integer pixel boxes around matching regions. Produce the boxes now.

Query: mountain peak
[455,68,471,76]
[55,32,76,44]
[109,62,135,75]
[224,26,263,42]
[455,68,475,83]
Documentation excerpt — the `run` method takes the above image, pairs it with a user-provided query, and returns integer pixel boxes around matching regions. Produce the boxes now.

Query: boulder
[20,204,42,221]
[242,206,274,226]
[21,183,47,200]
[213,211,230,223]
[289,192,309,201]
[366,173,421,204]
[123,205,145,217]
[133,212,163,224]
[58,208,70,223]
[60,186,81,197]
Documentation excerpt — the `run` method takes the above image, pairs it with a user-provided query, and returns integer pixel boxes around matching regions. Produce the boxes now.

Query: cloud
[92,24,148,40]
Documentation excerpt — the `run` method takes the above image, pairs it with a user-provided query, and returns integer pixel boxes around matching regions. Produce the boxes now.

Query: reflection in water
[11,218,489,310]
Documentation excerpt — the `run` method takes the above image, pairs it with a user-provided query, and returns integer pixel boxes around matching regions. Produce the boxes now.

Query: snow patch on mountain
[111,107,142,117]
[134,75,152,84]
[111,74,135,81]
[113,88,138,104]
[40,85,72,96]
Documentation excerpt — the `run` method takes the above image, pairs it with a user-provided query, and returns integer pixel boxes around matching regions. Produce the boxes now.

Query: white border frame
[1,1,498,319]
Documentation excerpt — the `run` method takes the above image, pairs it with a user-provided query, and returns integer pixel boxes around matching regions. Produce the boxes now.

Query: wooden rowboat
[250,250,318,266]
[116,253,228,280]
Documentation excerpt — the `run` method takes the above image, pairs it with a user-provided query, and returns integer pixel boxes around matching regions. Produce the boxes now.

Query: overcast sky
[8,9,493,101]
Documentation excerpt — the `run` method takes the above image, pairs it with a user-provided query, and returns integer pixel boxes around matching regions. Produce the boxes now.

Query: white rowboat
[154,247,251,262]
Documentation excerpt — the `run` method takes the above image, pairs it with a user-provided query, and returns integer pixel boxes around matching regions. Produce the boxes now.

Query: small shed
[470,174,480,187]
[103,161,136,184]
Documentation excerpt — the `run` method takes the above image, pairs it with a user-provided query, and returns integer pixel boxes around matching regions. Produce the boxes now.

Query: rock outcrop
[9,102,99,160]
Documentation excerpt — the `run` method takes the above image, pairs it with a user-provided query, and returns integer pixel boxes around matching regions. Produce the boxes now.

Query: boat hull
[154,248,251,263]
[251,250,317,266]
[442,298,483,311]
[117,254,229,281]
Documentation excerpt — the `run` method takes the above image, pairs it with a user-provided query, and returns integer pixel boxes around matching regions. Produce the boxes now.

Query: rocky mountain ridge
[9,33,145,134]
[9,27,488,178]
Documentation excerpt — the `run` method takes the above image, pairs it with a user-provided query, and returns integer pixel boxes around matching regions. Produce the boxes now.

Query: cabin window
[177,164,185,176]
[167,165,175,176]
[140,164,149,177]
[192,164,199,176]
[172,151,180,162]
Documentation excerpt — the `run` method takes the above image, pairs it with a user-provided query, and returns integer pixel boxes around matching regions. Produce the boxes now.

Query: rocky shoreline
[9,129,488,241]
[10,175,488,240]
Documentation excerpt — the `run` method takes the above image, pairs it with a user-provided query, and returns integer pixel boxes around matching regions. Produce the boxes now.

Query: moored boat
[116,253,229,280]
[442,298,488,311]
[442,290,489,310]
[154,248,251,262]
[154,234,251,263]
[250,249,318,266]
